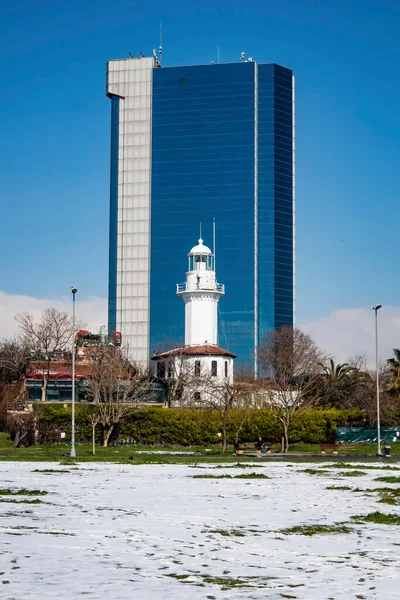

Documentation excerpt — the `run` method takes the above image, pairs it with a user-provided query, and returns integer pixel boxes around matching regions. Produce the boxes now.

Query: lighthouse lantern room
[176,238,224,347]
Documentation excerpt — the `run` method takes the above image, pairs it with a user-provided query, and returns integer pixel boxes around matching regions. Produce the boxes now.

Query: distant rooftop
[151,345,236,360]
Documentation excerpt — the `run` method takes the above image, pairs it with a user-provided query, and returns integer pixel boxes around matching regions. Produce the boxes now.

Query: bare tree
[87,347,155,447]
[191,376,251,453]
[15,309,85,401]
[160,351,200,407]
[259,326,328,453]
[0,337,31,382]
[7,412,34,448]
[85,408,101,455]
[154,352,255,453]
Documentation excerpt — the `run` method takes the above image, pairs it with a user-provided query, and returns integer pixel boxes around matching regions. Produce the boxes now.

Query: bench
[320,443,339,454]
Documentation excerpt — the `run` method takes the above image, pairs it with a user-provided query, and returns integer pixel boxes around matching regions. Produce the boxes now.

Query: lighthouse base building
[151,237,236,404]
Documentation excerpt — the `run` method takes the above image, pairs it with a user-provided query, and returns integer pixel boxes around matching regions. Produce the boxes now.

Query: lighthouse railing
[176,282,225,293]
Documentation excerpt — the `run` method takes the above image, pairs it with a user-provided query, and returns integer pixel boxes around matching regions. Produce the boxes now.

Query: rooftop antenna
[128,52,134,58]
[159,20,163,66]
[240,51,245,61]
[199,222,202,240]
[217,46,220,64]
[213,217,216,273]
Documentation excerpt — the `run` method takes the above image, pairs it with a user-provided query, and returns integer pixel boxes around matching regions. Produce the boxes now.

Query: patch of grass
[212,463,264,469]
[351,486,400,499]
[378,492,398,505]
[203,529,245,537]
[351,511,400,525]
[0,429,399,463]
[2,510,33,516]
[164,572,275,590]
[202,576,250,588]
[38,531,75,536]
[321,463,400,471]
[33,469,70,474]
[337,470,366,477]
[0,488,48,496]
[326,485,353,491]
[374,476,400,484]
[193,473,269,480]
[302,469,328,476]
[193,474,233,479]
[374,487,400,497]
[235,473,270,479]
[0,498,45,504]
[282,524,353,536]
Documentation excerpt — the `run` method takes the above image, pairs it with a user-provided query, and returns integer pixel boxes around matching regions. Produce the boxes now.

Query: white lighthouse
[176,238,224,346]
[151,235,236,401]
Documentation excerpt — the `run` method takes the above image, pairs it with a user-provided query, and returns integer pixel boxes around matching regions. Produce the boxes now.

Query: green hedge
[32,404,366,446]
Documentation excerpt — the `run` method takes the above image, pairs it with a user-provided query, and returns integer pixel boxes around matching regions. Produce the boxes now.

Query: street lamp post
[372,304,382,457]
[70,286,78,459]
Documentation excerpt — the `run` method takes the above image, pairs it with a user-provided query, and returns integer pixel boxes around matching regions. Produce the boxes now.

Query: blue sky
[1,0,399,335]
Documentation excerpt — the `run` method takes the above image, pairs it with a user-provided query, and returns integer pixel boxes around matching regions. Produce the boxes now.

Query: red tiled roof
[151,345,236,359]
[25,361,93,379]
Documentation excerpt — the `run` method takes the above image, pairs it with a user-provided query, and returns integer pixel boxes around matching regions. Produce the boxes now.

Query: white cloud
[0,291,107,340]
[302,306,400,366]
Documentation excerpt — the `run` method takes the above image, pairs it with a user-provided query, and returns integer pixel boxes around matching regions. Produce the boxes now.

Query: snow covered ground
[0,461,399,599]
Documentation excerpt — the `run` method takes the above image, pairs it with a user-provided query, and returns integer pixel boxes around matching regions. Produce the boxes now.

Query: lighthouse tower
[151,235,236,400]
[176,238,224,346]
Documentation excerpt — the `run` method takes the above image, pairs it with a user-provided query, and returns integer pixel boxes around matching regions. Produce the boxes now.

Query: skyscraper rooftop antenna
[217,46,220,64]
[159,20,163,66]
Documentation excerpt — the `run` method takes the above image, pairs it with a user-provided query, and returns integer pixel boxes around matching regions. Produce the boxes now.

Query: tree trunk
[282,422,289,453]
[13,429,28,448]
[222,413,228,453]
[13,430,22,448]
[92,424,96,455]
[103,425,113,447]
[41,374,48,402]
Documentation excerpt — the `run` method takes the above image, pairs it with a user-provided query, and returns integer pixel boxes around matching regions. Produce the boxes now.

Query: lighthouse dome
[189,238,212,255]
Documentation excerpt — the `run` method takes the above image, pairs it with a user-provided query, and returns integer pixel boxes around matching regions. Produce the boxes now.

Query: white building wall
[106,58,154,364]
[183,294,219,346]
[152,353,234,391]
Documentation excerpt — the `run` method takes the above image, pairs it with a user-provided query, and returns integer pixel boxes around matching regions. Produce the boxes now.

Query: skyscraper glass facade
[149,62,294,369]
[107,58,294,371]
[108,95,120,334]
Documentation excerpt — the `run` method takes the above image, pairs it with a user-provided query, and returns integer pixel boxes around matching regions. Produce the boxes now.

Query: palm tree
[386,349,400,391]
[318,359,356,409]
[319,359,354,380]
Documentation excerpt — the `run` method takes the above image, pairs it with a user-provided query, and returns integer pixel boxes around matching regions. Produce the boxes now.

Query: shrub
[29,404,367,447]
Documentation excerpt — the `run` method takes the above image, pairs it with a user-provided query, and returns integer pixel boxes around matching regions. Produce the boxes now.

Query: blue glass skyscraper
[107,57,294,373]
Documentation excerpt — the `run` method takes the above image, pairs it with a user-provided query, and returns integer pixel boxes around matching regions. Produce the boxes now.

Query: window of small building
[194,360,201,377]
[224,360,228,377]
[157,361,166,379]
[167,363,173,378]
[194,391,201,401]
[211,360,218,377]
